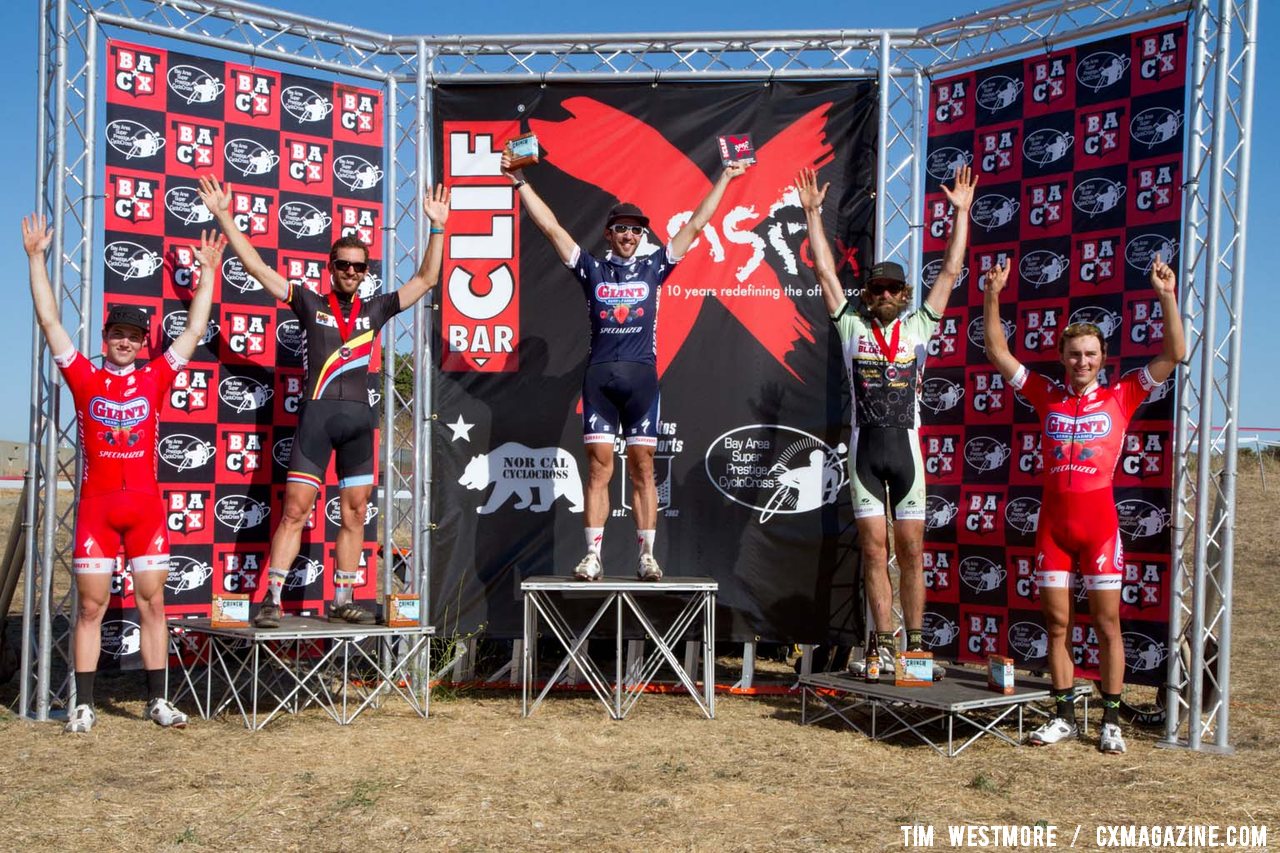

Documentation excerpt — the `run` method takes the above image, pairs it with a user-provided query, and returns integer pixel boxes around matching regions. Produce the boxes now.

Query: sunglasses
[865,282,906,297]
[609,224,646,236]
[331,259,369,274]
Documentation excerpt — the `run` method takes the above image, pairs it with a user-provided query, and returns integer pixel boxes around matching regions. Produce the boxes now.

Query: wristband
[430,227,444,235]
[512,179,527,190]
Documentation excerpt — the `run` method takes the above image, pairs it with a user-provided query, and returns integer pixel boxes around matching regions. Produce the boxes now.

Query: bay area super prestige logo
[705,425,846,524]
[442,123,519,372]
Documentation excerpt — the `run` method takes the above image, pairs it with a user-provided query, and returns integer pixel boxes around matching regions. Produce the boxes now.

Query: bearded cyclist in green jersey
[797,164,976,671]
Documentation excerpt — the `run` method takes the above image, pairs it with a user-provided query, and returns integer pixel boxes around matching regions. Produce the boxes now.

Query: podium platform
[521,575,717,720]
[168,615,433,730]
[798,666,1091,757]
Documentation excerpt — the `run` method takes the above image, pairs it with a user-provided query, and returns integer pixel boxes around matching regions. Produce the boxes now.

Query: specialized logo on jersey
[1004,496,1041,536]
[158,433,215,472]
[230,69,275,118]
[922,432,959,478]
[110,175,158,224]
[225,313,269,356]
[964,437,1011,474]
[219,377,273,413]
[975,75,1023,113]
[279,201,332,238]
[281,85,334,124]
[163,310,219,345]
[88,396,150,429]
[1125,234,1178,272]
[1078,107,1126,160]
[106,119,166,161]
[110,45,161,98]
[1117,499,1171,540]
[964,611,1004,656]
[286,139,329,186]
[169,368,212,413]
[230,190,273,236]
[924,147,972,182]
[220,550,264,593]
[920,378,965,414]
[167,65,224,104]
[333,154,383,191]
[221,256,263,294]
[931,79,968,124]
[1008,621,1050,660]
[1073,177,1126,218]
[225,138,280,177]
[959,556,1005,593]
[1018,250,1068,290]
[1028,56,1070,106]
[164,185,214,226]
[923,547,955,593]
[337,203,379,246]
[1076,50,1130,92]
[104,241,163,280]
[1024,179,1068,230]
[976,127,1018,176]
[924,495,959,531]
[171,120,219,169]
[1022,128,1074,168]
[165,490,208,533]
[166,555,212,593]
[1131,107,1183,149]
[970,194,1020,231]
[214,494,271,531]
[593,282,652,327]
[1075,234,1122,286]
[922,612,960,649]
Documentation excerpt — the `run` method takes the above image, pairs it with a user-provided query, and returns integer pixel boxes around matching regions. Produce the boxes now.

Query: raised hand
[196,175,232,216]
[795,168,829,212]
[192,229,228,272]
[941,164,979,212]
[423,184,451,227]
[985,258,1011,297]
[21,214,53,257]
[1149,254,1177,296]
[723,162,748,181]
[500,151,522,180]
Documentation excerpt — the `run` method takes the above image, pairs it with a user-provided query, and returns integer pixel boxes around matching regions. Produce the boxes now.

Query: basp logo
[339,89,378,134]
[170,367,212,413]
[924,147,972,183]
[1022,128,1074,168]
[1076,50,1130,92]
[1073,177,1126,217]
[959,556,1006,593]
[976,128,1018,176]
[166,556,212,594]
[333,154,384,191]
[222,256,264,294]
[921,259,968,294]
[1131,107,1183,149]
[111,45,161,98]
[923,432,959,478]
[285,556,324,590]
[1123,633,1169,672]
[276,319,306,356]
[1067,306,1122,340]
[286,139,329,186]
[167,65,224,104]
[1079,107,1125,159]
[101,620,142,659]
[1133,162,1177,214]
[279,201,332,238]
[1028,56,1070,106]
[932,79,968,124]
[171,121,219,169]
[1125,234,1178,272]
[106,119,165,161]
[357,273,383,299]
[110,175,158,224]
[282,86,334,124]
[1005,496,1041,535]
[924,495,959,531]
[164,185,214,226]
[1076,235,1121,286]
[1117,499,1171,540]
[1138,30,1181,84]
[231,190,273,236]
[1008,621,1050,660]
[1122,559,1165,609]
[970,194,1020,231]
[967,315,1013,352]
[324,497,379,527]
[272,436,294,469]
[214,494,271,531]
[158,433,215,472]
[219,376,273,414]
[920,378,965,415]
[1019,306,1062,353]
[230,69,275,118]
[922,612,960,649]
[163,310,219,345]
[165,490,208,533]
[964,436,1011,474]
[705,425,847,524]
[1024,180,1068,229]
[104,240,163,280]
[221,551,264,593]
[1018,250,1068,289]
[225,312,269,356]
[225,138,280,177]
[975,75,1023,112]
[925,315,962,361]
[923,547,954,593]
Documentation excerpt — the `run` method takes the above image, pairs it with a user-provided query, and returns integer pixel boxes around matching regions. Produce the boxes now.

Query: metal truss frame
[24,0,1253,754]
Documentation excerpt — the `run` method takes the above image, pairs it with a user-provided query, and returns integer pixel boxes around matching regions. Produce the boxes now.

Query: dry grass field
[0,455,1276,852]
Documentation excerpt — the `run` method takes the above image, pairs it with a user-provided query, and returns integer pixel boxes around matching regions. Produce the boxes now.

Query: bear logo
[459,442,584,514]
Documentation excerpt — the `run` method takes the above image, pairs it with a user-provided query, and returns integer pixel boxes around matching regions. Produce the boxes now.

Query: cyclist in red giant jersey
[983,255,1185,756]
[24,213,224,733]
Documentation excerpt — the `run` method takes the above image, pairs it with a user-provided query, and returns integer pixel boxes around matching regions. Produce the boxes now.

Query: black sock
[145,668,166,702]
[876,632,895,652]
[74,671,96,709]
[906,629,924,651]
[1052,691,1076,725]
[1102,692,1122,726]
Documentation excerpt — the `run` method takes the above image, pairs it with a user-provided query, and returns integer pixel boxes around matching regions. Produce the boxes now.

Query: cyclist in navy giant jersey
[503,151,745,582]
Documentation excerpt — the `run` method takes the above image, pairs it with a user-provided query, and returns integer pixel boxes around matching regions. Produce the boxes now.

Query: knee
[340,499,369,532]
[1042,609,1071,637]
[1092,611,1122,644]
[627,455,653,486]
[279,497,312,529]
[77,595,108,625]
[586,453,614,486]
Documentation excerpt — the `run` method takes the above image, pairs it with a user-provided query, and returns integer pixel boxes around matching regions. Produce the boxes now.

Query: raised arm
[170,230,226,362]
[1145,255,1186,385]
[982,259,1021,381]
[795,168,844,317]
[23,214,73,357]
[197,175,289,301]
[502,153,577,264]
[397,185,450,311]
[670,163,747,259]
[925,165,978,317]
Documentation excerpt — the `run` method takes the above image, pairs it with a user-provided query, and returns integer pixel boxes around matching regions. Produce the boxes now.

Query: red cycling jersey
[56,347,184,498]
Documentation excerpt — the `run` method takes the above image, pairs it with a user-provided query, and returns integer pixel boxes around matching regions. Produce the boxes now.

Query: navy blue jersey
[569,244,680,365]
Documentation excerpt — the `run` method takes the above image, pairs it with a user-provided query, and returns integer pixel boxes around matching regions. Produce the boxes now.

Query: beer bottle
[865,630,880,683]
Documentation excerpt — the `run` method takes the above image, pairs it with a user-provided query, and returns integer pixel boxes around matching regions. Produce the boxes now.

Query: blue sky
[0,1,1273,439]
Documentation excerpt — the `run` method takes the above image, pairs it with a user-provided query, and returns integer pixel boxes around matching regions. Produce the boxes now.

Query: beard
[866,300,904,324]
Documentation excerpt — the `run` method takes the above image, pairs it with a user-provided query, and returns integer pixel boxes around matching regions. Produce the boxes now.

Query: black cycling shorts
[581,361,660,447]
[287,399,376,491]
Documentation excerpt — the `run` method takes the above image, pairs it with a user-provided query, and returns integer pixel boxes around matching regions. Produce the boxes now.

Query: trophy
[505,132,540,170]
[717,133,756,167]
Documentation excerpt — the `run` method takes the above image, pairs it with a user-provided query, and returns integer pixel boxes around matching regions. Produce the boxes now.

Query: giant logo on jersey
[1044,411,1112,442]
[593,281,651,328]
[89,397,150,429]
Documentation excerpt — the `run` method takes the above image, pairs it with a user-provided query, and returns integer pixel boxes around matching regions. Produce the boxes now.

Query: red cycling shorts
[1035,487,1123,592]
[72,492,170,575]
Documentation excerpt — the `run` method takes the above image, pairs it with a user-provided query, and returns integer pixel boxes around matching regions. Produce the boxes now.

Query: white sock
[585,528,604,556]
[266,567,288,605]
[333,576,356,607]
[637,529,655,557]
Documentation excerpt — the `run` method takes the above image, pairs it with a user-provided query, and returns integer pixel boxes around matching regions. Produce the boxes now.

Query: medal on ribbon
[327,290,362,360]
